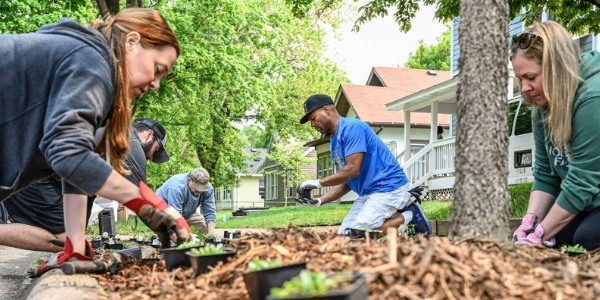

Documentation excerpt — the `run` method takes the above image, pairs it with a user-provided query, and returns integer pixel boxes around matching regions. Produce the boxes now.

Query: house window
[317,155,334,195]
[265,171,278,200]
[258,179,265,199]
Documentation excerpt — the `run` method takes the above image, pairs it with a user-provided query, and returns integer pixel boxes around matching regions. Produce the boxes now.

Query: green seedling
[102,232,110,239]
[406,224,417,238]
[561,244,587,254]
[189,244,226,256]
[124,242,138,249]
[270,270,352,299]
[246,257,282,273]
[176,239,204,250]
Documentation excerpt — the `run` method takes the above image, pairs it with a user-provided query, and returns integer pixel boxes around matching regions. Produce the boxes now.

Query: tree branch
[581,0,600,9]
[95,0,111,20]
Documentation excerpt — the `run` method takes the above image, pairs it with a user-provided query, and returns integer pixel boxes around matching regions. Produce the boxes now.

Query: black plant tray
[105,243,125,250]
[244,263,306,300]
[116,246,142,261]
[265,274,368,300]
[186,248,236,277]
[161,247,193,271]
[347,228,381,239]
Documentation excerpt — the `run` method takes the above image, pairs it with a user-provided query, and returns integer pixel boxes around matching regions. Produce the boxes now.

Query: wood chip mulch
[91,226,600,300]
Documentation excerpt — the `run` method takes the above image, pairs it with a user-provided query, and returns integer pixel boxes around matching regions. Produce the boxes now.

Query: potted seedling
[204,234,222,245]
[267,270,367,300]
[160,239,205,271]
[561,244,587,257]
[90,235,103,249]
[186,244,236,277]
[105,234,125,250]
[244,257,306,300]
[347,227,382,240]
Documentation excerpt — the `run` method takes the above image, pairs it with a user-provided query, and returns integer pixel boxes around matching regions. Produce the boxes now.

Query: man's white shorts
[338,183,411,234]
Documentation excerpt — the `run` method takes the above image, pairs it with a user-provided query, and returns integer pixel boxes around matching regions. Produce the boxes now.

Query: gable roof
[241,148,267,175]
[336,68,452,126]
[338,84,447,126]
[368,67,451,89]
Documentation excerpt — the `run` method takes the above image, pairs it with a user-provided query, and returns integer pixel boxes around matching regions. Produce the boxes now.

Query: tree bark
[95,0,111,19]
[450,0,511,241]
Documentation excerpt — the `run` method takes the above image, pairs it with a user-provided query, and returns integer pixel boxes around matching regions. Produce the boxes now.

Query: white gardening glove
[297,180,322,193]
[295,196,321,207]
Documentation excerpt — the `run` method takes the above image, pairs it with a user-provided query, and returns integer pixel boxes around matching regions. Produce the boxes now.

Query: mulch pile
[92,226,600,300]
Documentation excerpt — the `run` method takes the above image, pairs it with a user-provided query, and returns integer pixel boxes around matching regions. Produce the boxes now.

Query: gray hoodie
[0,18,116,200]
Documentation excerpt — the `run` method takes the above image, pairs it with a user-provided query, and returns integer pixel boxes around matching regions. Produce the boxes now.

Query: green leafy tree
[137,0,347,188]
[0,0,98,34]
[267,142,316,206]
[286,0,600,35]
[404,25,451,70]
[240,125,271,148]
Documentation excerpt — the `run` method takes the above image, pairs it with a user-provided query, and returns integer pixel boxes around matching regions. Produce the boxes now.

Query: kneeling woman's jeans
[555,206,600,251]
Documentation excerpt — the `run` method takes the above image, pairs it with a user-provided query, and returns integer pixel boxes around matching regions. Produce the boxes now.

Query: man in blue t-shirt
[296,94,432,236]
[156,167,217,235]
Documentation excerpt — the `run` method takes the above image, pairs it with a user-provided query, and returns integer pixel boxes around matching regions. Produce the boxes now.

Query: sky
[325,1,448,85]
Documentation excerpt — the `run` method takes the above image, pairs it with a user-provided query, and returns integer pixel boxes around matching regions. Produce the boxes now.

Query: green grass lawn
[87,201,453,235]
[217,201,453,229]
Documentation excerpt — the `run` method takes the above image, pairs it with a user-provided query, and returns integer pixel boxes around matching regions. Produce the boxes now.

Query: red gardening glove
[33,237,94,277]
[512,213,542,243]
[124,182,191,247]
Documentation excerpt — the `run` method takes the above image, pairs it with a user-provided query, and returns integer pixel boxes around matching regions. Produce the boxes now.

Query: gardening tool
[60,252,137,275]
[296,186,312,201]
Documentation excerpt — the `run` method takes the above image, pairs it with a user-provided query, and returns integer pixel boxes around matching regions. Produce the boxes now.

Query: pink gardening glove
[512,213,542,243]
[521,223,556,247]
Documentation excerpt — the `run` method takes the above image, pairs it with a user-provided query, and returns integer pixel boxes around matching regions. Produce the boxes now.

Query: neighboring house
[258,138,317,207]
[214,148,267,210]
[305,67,452,201]
[385,12,599,200]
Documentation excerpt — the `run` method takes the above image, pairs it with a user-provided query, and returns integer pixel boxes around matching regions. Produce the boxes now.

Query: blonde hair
[89,8,180,174]
[510,21,582,150]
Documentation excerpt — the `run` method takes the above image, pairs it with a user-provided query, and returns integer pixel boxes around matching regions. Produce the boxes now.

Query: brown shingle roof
[371,67,451,90]
[338,68,452,125]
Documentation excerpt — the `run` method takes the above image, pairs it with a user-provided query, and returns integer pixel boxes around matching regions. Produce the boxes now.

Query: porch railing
[400,137,456,188]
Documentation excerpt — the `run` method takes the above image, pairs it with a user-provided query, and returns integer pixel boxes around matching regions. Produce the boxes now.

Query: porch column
[404,109,411,163]
[430,102,439,174]
[431,102,439,142]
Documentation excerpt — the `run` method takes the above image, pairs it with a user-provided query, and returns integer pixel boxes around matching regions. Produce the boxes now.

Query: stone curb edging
[26,269,107,300]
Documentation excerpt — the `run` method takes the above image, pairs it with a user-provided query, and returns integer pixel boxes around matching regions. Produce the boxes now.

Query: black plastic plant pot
[105,243,125,250]
[243,263,306,300]
[116,246,142,261]
[565,251,585,257]
[90,240,103,249]
[186,248,236,277]
[265,275,368,300]
[161,247,193,271]
[347,228,381,239]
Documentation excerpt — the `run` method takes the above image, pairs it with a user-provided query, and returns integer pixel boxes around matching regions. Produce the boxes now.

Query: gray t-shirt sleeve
[124,138,147,186]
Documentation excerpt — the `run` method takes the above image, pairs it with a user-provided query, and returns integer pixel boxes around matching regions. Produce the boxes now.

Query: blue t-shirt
[156,173,216,222]
[330,117,408,196]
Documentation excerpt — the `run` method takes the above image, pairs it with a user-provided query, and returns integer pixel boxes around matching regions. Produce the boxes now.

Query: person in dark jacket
[511,21,600,250]
[0,8,191,276]
[0,118,170,252]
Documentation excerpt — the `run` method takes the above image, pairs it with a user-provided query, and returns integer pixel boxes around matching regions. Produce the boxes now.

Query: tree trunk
[449,0,511,241]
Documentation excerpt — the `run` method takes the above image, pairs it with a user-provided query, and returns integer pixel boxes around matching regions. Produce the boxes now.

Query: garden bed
[92,226,600,300]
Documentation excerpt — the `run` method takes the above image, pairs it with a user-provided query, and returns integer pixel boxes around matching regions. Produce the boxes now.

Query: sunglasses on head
[512,32,542,50]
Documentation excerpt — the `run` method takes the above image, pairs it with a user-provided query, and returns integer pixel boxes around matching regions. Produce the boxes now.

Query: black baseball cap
[300,94,334,124]
[134,118,169,163]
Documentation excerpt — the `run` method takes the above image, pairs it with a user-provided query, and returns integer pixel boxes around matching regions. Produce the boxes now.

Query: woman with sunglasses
[0,8,191,275]
[510,21,600,250]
